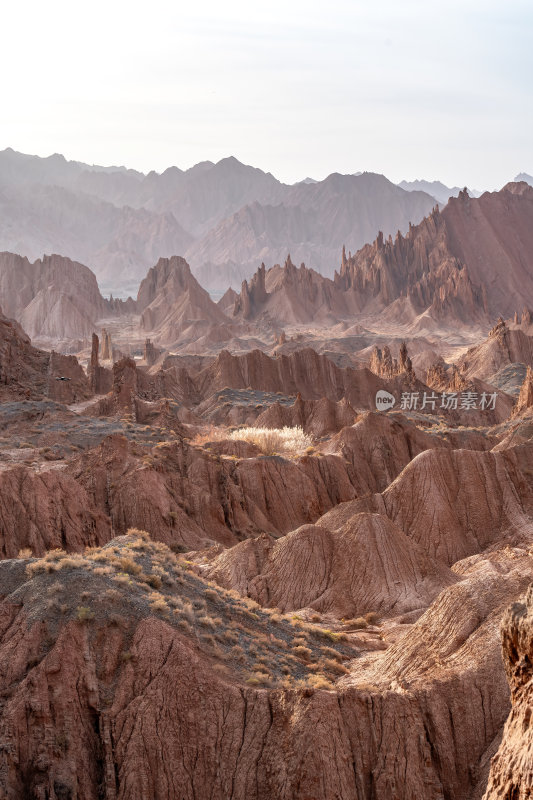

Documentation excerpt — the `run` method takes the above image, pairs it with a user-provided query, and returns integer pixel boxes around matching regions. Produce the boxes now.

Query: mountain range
[0,147,506,294]
[2,148,533,798]
[2,180,533,354]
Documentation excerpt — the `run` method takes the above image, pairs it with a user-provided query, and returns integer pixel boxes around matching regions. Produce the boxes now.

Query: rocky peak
[521,308,533,328]
[0,251,111,341]
[137,255,193,311]
[88,332,112,394]
[100,328,112,360]
[512,366,533,417]
[501,179,533,196]
[489,317,508,340]
[370,341,414,380]
[233,262,268,319]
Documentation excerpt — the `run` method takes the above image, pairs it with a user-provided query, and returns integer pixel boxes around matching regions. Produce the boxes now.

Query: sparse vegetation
[292,645,312,661]
[229,426,313,456]
[319,658,350,675]
[347,617,368,629]
[304,673,334,690]
[21,528,355,691]
[76,605,95,622]
[245,670,272,687]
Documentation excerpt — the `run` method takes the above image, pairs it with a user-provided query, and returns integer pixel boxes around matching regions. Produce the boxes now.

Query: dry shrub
[306,674,334,690]
[44,549,68,562]
[224,588,243,601]
[320,658,349,675]
[117,557,141,576]
[229,426,313,456]
[320,646,343,662]
[292,636,308,647]
[191,425,227,447]
[92,551,112,563]
[292,645,312,662]
[93,566,113,576]
[57,556,87,571]
[145,574,162,589]
[18,548,32,558]
[230,645,246,663]
[347,617,368,629]
[319,628,348,641]
[126,528,151,541]
[26,560,56,577]
[149,597,169,613]
[178,601,196,624]
[245,670,272,687]
[241,597,260,610]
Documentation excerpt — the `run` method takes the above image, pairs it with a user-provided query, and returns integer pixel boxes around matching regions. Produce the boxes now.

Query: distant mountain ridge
[515,172,533,186]
[0,149,437,292]
[398,179,482,204]
[0,147,524,296]
[233,182,533,331]
[336,182,533,323]
[1,182,533,345]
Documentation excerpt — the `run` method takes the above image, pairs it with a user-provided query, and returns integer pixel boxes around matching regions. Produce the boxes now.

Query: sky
[1,0,531,189]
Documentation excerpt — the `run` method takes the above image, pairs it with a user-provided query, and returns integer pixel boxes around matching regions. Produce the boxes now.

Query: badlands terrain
[0,164,533,798]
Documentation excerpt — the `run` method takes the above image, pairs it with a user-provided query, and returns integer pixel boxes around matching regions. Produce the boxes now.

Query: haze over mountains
[3,144,533,798]
[398,179,482,204]
[0,147,512,295]
[4,179,533,354]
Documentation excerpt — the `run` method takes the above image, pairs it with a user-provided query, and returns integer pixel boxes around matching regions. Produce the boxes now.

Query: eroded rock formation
[336,183,533,322]
[0,251,111,341]
[137,256,229,345]
[0,309,90,402]
[484,585,533,798]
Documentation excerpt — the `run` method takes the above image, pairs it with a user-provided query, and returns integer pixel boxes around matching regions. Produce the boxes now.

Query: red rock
[484,585,533,798]
[0,466,110,557]
[512,366,533,417]
[137,256,229,345]
[0,308,91,403]
[336,183,533,322]
[254,394,358,436]
[0,251,109,342]
[205,512,457,616]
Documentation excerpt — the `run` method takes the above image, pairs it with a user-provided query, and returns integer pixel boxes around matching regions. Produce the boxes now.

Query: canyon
[0,165,533,799]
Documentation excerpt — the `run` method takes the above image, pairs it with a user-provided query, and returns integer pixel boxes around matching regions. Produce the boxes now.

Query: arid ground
[0,162,532,798]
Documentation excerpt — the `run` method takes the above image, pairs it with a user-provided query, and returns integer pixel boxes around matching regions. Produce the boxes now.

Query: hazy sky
[1,0,531,188]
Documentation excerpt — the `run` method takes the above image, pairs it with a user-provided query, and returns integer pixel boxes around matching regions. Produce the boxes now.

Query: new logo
[375,390,396,411]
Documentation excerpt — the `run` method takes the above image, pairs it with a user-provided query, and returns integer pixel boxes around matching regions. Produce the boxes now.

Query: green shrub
[76,605,95,622]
